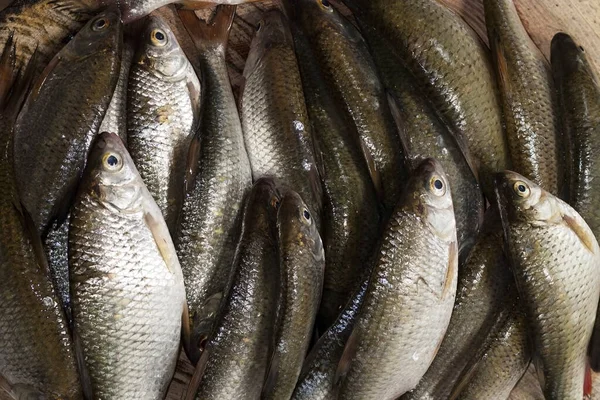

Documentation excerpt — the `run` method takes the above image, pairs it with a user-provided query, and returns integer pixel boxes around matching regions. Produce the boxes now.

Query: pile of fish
[0,0,599,399]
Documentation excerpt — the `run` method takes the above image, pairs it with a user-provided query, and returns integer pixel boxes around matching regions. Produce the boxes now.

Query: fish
[551,33,600,371]
[43,214,72,321]
[495,171,600,399]
[290,20,381,330]
[263,189,325,399]
[291,278,368,400]
[240,9,323,229]
[176,6,252,364]
[401,209,513,400]
[69,132,186,399]
[100,38,135,144]
[13,9,122,236]
[484,0,563,197]
[186,178,281,400]
[0,40,81,400]
[336,158,458,399]
[449,304,531,400]
[508,365,545,400]
[344,0,508,198]
[127,14,200,234]
[287,0,407,212]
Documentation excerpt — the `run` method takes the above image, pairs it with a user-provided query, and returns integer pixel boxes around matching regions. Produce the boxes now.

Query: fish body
[337,159,458,400]
[263,190,325,400]
[484,0,562,196]
[13,9,122,235]
[496,171,600,399]
[508,365,545,400]
[43,215,71,320]
[69,132,186,399]
[127,15,200,233]
[190,178,281,400]
[240,10,322,228]
[176,7,252,363]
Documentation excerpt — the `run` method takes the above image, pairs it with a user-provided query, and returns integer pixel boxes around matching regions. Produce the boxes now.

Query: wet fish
[43,215,71,321]
[100,39,135,144]
[291,279,368,400]
[127,15,199,233]
[263,190,325,400]
[450,302,531,400]
[495,171,600,399]
[508,365,545,400]
[13,9,122,236]
[240,9,322,229]
[484,0,562,196]
[289,0,407,212]
[186,178,281,400]
[69,132,186,399]
[402,209,513,400]
[176,6,252,364]
[0,42,81,400]
[336,158,458,399]
[345,0,508,197]
[290,21,380,330]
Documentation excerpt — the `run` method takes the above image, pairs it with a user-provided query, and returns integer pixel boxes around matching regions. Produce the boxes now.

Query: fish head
[551,32,598,85]
[494,171,562,225]
[135,15,189,81]
[84,132,143,213]
[66,8,123,60]
[402,158,455,241]
[277,190,325,264]
[288,0,363,43]
[244,10,293,78]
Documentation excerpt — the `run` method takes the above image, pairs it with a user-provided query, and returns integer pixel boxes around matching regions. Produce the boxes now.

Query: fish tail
[178,6,236,50]
[585,358,593,398]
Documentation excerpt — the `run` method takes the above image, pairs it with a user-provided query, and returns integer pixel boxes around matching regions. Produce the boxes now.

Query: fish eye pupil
[94,19,106,29]
[155,31,165,41]
[434,179,443,190]
[518,184,526,193]
[303,210,311,220]
[321,0,331,6]
[107,155,119,167]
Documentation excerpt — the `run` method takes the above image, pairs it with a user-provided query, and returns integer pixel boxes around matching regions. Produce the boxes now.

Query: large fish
[127,14,200,233]
[176,6,252,364]
[402,209,512,400]
[0,42,81,400]
[240,9,322,229]
[288,0,407,212]
[495,171,600,399]
[484,0,563,196]
[69,132,186,399]
[13,9,122,236]
[336,158,458,399]
[344,0,508,197]
[290,21,380,330]
[263,189,325,400]
[186,178,281,400]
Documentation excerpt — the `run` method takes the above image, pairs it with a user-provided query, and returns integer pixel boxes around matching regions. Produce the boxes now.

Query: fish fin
[184,132,202,196]
[181,301,193,361]
[262,351,280,398]
[334,327,360,386]
[144,211,178,274]
[533,355,545,390]
[178,6,235,50]
[73,326,94,400]
[357,137,383,202]
[589,324,600,371]
[585,359,593,397]
[4,46,37,120]
[563,214,597,254]
[441,241,458,300]
[185,347,211,400]
[28,50,61,106]
[386,91,415,170]
[0,31,15,109]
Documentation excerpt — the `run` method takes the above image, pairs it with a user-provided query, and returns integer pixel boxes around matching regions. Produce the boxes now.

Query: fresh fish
[100,39,135,144]
[288,0,407,212]
[450,302,531,400]
[186,178,281,400]
[0,42,81,400]
[336,158,458,399]
[176,6,252,364]
[509,365,545,400]
[290,21,380,330]
[551,33,600,371]
[43,215,71,320]
[484,0,563,196]
[495,171,600,399]
[344,0,508,197]
[69,132,186,399]
[240,10,322,229]
[291,279,368,400]
[13,9,122,236]
[402,209,512,400]
[127,15,199,234]
[263,190,325,400]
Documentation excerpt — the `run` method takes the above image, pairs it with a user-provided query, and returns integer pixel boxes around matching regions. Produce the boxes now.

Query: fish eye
[92,17,109,31]
[102,152,122,171]
[320,0,332,8]
[429,176,445,196]
[151,29,167,47]
[303,209,311,221]
[513,181,530,198]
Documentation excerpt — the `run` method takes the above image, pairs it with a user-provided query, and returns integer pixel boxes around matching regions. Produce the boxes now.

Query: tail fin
[178,6,236,51]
